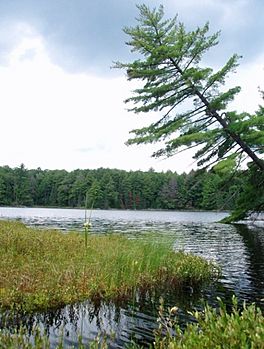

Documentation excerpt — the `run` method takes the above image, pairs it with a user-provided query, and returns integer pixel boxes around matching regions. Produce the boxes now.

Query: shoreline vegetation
[2,163,261,223]
[0,220,219,313]
[1,220,263,348]
[0,205,231,213]
[0,165,245,212]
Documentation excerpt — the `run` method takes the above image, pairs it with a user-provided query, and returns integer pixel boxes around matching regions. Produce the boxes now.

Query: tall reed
[84,192,93,248]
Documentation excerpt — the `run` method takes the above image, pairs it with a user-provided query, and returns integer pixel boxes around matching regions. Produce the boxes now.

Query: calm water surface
[0,207,263,348]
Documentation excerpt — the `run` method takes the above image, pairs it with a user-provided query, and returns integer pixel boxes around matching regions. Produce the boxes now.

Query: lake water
[0,207,264,348]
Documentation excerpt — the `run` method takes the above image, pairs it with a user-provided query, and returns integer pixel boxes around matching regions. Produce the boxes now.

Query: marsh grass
[0,220,218,313]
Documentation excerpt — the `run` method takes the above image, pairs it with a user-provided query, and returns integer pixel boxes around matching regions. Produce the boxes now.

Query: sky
[0,0,263,174]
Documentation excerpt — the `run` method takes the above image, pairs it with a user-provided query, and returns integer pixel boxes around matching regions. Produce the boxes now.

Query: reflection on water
[0,207,264,348]
[0,287,203,348]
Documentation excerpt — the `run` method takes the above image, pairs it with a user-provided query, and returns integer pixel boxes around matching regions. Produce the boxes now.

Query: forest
[0,164,246,211]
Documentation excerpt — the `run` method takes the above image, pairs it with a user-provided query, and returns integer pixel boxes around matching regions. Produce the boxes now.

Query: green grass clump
[0,220,218,313]
[152,296,264,349]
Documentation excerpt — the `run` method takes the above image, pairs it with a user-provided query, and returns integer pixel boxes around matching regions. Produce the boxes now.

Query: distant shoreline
[0,205,231,213]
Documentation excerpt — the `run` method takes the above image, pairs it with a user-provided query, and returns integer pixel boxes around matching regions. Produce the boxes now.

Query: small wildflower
[83,222,91,228]
[170,306,178,315]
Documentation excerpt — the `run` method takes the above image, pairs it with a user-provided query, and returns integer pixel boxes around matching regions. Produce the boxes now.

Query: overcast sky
[0,0,263,173]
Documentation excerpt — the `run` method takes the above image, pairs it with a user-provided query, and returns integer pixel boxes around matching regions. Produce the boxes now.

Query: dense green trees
[0,164,245,211]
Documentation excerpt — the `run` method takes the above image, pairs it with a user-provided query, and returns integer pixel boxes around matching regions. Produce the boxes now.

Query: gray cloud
[0,0,263,73]
[0,0,138,73]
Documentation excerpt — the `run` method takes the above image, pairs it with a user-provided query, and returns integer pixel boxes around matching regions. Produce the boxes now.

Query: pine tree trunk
[171,58,264,171]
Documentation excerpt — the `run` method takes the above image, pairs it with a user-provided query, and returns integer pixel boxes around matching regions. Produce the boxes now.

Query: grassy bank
[0,220,219,313]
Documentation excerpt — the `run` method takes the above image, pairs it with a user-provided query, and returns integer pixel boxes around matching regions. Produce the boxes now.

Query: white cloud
[0,31,197,173]
[227,53,264,113]
[0,26,262,174]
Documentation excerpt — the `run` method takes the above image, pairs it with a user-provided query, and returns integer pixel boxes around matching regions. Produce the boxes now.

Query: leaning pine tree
[115,4,264,221]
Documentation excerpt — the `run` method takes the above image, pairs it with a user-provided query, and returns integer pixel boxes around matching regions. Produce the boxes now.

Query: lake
[0,207,264,348]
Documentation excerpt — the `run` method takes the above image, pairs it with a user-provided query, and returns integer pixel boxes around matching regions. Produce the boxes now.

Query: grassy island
[0,220,219,313]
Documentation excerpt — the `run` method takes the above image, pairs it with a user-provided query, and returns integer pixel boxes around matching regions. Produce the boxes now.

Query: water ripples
[0,207,264,347]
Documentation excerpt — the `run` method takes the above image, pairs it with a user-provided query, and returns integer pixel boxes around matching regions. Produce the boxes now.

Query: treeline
[0,164,245,210]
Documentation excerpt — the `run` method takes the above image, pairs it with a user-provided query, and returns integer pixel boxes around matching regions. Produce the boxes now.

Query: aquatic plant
[151,296,264,349]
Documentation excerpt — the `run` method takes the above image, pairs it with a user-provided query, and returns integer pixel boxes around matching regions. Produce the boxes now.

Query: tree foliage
[0,165,245,212]
[115,4,264,172]
[222,163,264,223]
